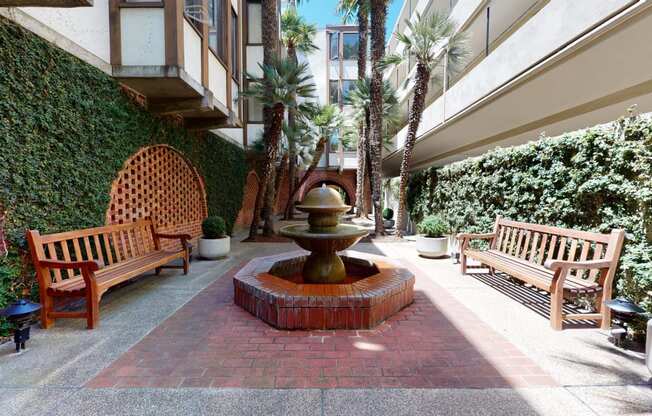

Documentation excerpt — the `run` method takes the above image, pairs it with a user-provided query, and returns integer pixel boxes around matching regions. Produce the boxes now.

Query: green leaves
[408,117,652,314]
[0,18,247,335]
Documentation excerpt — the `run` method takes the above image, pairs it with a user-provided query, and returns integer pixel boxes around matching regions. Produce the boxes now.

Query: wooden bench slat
[93,234,105,266]
[103,233,115,265]
[588,243,604,281]
[498,218,612,243]
[46,242,63,283]
[61,240,74,279]
[537,234,548,265]
[529,233,540,263]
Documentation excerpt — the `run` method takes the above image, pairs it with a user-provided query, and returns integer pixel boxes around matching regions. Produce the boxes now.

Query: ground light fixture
[0,299,41,352]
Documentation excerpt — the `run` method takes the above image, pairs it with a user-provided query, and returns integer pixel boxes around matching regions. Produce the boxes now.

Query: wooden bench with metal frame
[27,219,190,329]
[457,216,625,330]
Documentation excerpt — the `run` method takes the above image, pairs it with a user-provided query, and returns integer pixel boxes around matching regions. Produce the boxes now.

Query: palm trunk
[274,152,289,211]
[248,102,285,239]
[284,40,299,220]
[355,4,368,217]
[396,63,429,237]
[292,136,327,199]
[284,152,297,219]
[262,163,277,236]
[250,0,280,238]
[369,0,386,236]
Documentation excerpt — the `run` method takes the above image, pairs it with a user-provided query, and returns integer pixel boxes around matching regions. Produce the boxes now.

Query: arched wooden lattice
[106,145,207,250]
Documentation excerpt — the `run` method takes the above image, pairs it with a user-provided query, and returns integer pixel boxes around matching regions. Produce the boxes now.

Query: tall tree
[383,12,468,237]
[291,104,343,198]
[245,58,316,239]
[368,0,387,235]
[280,8,318,219]
[337,0,369,217]
[249,0,281,238]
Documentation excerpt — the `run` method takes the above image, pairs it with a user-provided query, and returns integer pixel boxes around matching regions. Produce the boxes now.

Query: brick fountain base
[233,251,415,330]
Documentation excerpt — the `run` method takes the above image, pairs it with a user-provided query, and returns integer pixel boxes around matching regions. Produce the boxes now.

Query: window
[329,81,339,104]
[247,1,262,44]
[329,32,339,61]
[208,0,227,62]
[231,9,239,80]
[341,80,356,102]
[342,33,358,60]
[185,0,203,32]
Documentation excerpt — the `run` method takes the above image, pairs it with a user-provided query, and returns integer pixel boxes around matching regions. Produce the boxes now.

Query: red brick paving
[87,255,557,389]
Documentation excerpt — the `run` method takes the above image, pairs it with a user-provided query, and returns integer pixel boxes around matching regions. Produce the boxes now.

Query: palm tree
[280,8,318,219]
[243,58,316,239]
[291,104,343,198]
[337,0,369,217]
[368,0,388,235]
[383,11,468,237]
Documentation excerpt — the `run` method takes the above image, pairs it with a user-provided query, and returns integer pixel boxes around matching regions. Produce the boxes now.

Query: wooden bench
[457,217,625,330]
[27,219,190,329]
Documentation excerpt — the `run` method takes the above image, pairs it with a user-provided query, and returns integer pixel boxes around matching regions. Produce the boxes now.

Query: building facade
[383,0,652,175]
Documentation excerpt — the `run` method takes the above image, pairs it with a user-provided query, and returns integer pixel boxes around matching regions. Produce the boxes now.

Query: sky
[297,1,403,39]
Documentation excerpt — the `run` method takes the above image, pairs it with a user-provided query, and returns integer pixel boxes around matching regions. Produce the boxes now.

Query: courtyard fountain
[234,185,415,330]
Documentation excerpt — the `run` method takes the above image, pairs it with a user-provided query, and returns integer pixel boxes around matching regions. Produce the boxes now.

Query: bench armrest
[38,259,100,272]
[544,259,613,271]
[155,233,191,241]
[456,232,496,241]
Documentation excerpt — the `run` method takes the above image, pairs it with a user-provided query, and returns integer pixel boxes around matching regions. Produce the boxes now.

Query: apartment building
[1,0,247,146]
[383,0,652,175]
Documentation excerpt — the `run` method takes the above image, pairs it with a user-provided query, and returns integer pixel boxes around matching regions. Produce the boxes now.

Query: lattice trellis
[106,145,207,250]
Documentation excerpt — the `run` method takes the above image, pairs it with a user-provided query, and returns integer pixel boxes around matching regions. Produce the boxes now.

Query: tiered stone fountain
[234,185,414,330]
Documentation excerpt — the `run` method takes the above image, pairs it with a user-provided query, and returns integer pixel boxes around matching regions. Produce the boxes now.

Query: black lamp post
[0,299,41,352]
[603,298,648,347]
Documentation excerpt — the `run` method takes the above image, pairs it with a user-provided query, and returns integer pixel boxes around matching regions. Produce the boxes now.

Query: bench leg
[155,267,162,276]
[183,254,189,275]
[40,294,55,329]
[598,290,612,330]
[85,292,99,330]
[550,291,564,331]
[460,252,467,275]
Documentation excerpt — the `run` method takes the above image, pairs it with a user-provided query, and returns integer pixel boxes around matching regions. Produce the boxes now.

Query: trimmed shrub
[407,114,652,316]
[202,217,227,239]
[417,215,448,238]
[0,17,247,335]
[382,208,394,220]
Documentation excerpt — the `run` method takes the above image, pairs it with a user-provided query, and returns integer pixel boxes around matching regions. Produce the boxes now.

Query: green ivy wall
[407,115,652,313]
[0,17,247,333]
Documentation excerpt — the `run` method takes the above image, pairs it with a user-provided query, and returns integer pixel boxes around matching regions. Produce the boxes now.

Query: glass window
[329,80,339,104]
[185,0,203,32]
[247,2,262,44]
[341,80,356,102]
[342,33,358,60]
[231,9,238,80]
[329,32,339,61]
[208,0,226,62]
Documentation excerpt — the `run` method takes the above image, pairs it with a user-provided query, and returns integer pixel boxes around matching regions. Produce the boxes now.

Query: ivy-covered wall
[0,17,247,333]
[408,115,652,313]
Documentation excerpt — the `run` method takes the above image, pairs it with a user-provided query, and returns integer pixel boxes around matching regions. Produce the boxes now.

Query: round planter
[198,237,230,260]
[416,235,449,258]
[383,219,395,229]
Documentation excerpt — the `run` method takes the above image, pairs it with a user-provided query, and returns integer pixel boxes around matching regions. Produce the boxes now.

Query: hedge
[0,17,247,334]
[407,114,652,315]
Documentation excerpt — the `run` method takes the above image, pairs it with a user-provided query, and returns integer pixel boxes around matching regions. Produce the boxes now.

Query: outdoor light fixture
[0,299,41,352]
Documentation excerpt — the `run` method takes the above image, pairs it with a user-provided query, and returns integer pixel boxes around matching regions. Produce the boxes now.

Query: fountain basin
[233,251,415,330]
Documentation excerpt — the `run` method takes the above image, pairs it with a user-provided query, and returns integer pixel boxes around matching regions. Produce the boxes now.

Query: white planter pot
[198,237,230,260]
[416,235,449,258]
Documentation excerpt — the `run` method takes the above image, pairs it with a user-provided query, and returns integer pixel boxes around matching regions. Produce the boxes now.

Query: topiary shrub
[382,208,394,220]
[202,216,227,239]
[417,215,448,238]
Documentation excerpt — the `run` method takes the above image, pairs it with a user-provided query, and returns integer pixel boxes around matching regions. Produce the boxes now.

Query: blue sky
[297,1,403,39]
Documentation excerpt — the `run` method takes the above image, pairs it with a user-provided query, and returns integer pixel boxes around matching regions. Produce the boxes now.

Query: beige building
[383,0,652,175]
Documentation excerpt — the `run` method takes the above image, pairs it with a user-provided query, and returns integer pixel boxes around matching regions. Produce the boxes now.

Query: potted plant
[416,215,449,258]
[198,216,230,259]
[382,208,395,229]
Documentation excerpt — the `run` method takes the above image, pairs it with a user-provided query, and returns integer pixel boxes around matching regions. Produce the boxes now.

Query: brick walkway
[88,254,557,389]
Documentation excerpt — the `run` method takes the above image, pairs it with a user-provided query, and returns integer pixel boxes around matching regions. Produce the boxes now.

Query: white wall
[120,8,165,66]
[209,54,228,105]
[16,0,110,64]
[302,29,329,106]
[183,20,202,85]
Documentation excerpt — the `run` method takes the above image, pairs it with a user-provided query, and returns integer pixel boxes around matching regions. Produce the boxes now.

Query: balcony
[109,0,240,130]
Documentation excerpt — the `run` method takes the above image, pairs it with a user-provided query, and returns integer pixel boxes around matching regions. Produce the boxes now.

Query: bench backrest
[491,217,624,283]
[27,219,160,287]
